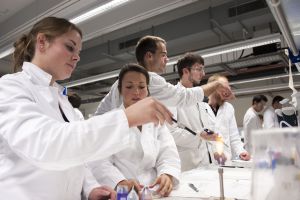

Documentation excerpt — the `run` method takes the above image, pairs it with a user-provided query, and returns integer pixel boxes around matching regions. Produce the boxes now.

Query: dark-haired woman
[89,64,180,198]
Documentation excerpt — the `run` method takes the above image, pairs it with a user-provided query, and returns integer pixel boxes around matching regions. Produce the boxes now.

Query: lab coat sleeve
[156,125,181,187]
[263,108,275,128]
[95,80,122,115]
[0,79,132,170]
[148,73,204,107]
[82,166,101,200]
[88,157,126,189]
[243,111,258,152]
[227,104,246,157]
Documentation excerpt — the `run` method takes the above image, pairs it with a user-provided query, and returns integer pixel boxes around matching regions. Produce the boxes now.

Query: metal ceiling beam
[101,53,126,63]
[219,63,237,75]
[210,19,233,42]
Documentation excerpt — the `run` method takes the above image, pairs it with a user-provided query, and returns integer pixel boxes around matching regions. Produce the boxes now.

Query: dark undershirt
[209,104,220,116]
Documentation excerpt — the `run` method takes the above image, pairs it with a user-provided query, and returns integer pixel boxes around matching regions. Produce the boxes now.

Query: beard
[216,94,225,105]
[188,74,201,87]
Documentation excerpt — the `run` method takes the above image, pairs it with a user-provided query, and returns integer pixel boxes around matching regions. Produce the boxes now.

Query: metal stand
[218,168,225,200]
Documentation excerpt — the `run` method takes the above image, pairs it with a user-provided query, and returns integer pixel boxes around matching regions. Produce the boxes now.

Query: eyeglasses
[190,67,204,72]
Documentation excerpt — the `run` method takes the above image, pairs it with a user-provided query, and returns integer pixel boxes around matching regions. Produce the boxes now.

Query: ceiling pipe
[234,83,300,96]
[267,0,298,56]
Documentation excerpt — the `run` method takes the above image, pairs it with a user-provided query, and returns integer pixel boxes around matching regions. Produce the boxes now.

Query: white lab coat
[89,112,181,188]
[74,107,85,120]
[0,62,134,200]
[167,82,210,172]
[95,72,204,115]
[243,107,262,153]
[201,102,246,161]
[263,106,279,128]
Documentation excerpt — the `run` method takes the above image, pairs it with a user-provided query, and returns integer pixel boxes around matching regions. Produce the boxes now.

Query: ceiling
[1,0,300,103]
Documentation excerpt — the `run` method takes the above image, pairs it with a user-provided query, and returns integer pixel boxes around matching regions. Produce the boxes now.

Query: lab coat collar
[250,107,260,115]
[22,62,65,95]
[119,103,159,165]
[148,71,158,76]
[176,82,184,88]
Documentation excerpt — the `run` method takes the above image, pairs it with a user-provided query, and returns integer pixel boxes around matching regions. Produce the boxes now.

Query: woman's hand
[88,185,116,200]
[150,174,173,197]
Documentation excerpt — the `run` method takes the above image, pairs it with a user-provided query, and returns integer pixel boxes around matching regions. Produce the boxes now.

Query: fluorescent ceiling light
[294,31,300,36]
[166,34,281,67]
[230,73,300,85]
[234,82,300,96]
[0,47,14,59]
[0,0,132,59]
[70,0,132,24]
[166,60,177,66]
[200,33,281,58]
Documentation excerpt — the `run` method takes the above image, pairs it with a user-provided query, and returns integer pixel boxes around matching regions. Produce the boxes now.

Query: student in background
[167,53,219,171]
[263,95,284,128]
[95,35,234,115]
[243,94,268,153]
[203,75,250,164]
[89,64,180,197]
[68,93,84,120]
[0,17,172,200]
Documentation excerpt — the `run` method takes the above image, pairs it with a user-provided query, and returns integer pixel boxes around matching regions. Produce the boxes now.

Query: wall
[231,90,293,127]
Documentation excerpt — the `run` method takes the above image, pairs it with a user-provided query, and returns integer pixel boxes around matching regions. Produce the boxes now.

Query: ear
[145,51,153,60]
[36,33,48,52]
[182,67,190,75]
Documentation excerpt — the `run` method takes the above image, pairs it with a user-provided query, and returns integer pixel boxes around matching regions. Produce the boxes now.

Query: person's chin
[158,67,166,74]
[60,73,71,81]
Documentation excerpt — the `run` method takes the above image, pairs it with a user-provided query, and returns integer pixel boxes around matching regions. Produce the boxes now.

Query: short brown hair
[135,35,166,67]
[176,53,204,78]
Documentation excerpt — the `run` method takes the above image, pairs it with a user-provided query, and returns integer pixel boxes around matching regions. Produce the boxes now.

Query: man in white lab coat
[95,35,234,115]
[167,53,219,171]
[263,95,283,128]
[203,75,250,163]
[243,95,268,153]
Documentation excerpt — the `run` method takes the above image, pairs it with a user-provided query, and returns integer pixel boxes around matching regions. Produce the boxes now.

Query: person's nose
[134,88,140,95]
[72,53,80,62]
[165,56,169,63]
